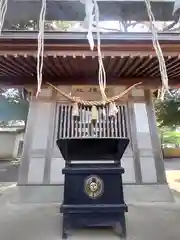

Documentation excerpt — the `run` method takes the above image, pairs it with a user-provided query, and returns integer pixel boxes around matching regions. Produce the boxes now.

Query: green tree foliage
[155,99,180,128]
[155,89,180,129]
[162,131,180,146]
[3,20,75,31]
[0,88,29,126]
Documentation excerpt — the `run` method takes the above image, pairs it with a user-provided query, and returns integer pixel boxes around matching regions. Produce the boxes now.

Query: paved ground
[164,158,180,202]
[164,158,180,171]
[0,159,180,239]
[0,161,19,182]
[0,201,180,240]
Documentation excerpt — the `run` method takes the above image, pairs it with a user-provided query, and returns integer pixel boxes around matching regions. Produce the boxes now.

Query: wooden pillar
[43,90,57,184]
[18,88,58,185]
[127,93,142,184]
[144,89,167,184]
[18,95,38,184]
[132,88,158,183]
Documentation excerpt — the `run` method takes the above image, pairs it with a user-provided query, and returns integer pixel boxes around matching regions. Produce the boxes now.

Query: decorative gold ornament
[84,175,104,199]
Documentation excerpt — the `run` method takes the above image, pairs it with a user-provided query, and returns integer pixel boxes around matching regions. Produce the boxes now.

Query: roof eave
[1,31,180,44]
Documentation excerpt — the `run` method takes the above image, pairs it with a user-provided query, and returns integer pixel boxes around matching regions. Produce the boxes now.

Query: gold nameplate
[72,86,110,94]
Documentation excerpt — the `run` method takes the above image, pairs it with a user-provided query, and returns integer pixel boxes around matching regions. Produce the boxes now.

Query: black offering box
[57,138,129,239]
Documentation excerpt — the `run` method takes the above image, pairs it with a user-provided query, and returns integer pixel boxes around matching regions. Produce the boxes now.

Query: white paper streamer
[80,0,108,103]
[80,0,95,50]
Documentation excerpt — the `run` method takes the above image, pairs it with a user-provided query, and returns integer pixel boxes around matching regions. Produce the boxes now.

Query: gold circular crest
[84,175,104,199]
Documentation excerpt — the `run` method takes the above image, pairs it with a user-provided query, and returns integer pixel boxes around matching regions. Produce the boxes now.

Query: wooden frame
[0,31,179,87]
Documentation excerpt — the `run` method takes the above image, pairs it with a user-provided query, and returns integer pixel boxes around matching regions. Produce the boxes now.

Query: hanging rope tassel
[91,105,98,125]
[101,106,106,119]
[36,0,46,97]
[108,102,118,118]
[72,102,79,118]
[0,0,8,34]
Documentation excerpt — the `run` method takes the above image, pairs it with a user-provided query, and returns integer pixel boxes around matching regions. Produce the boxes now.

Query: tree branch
[162,14,180,32]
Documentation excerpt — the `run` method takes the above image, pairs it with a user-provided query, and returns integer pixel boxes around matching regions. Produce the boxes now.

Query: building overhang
[0,31,180,88]
[2,0,179,23]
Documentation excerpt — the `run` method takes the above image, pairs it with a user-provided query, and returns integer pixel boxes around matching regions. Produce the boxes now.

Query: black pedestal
[57,138,129,239]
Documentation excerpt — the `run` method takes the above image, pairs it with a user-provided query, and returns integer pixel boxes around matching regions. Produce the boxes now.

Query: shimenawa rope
[47,81,142,106]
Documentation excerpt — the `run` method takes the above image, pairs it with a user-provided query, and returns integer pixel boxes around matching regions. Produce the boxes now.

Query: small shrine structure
[0,0,179,202]
[0,31,177,202]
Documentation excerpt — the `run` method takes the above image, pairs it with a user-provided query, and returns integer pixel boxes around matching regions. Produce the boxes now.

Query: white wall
[27,100,55,184]
[31,102,51,150]
[0,132,24,160]
[13,132,24,158]
[0,133,16,159]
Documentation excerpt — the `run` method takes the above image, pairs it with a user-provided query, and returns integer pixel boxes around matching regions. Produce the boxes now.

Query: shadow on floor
[175,179,180,183]
[171,189,180,200]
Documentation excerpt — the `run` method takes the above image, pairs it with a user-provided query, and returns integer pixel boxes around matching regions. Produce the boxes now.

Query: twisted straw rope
[144,0,170,99]
[0,0,8,34]
[47,82,142,106]
[36,0,46,97]
[93,0,108,102]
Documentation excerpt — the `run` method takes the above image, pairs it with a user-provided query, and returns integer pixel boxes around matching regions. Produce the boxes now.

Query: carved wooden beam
[0,76,179,87]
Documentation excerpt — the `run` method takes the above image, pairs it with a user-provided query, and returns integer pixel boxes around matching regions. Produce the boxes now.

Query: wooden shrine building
[0,31,178,202]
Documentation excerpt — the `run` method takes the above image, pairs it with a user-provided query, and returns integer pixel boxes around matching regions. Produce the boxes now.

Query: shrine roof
[0,31,180,87]
[2,0,178,22]
[1,30,180,43]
